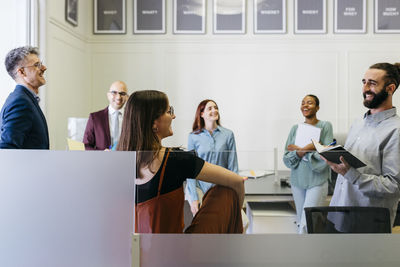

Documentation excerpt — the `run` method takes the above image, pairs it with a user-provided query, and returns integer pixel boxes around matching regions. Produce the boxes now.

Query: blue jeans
[186,179,214,202]
[291,181,328,234]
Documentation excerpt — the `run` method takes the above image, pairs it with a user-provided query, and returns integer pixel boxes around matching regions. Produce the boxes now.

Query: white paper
[294,123,321,147]
[67,138,85,150]
[239,170,274,179]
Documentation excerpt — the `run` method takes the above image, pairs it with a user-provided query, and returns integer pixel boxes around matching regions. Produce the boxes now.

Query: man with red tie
[83,81,128,150]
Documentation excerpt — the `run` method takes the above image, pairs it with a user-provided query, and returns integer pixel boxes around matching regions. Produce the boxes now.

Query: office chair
[394,202,400,226]
[305,206,391,233]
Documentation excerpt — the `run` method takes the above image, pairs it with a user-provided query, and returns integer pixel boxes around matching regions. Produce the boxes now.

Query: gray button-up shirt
[330,107,400,226]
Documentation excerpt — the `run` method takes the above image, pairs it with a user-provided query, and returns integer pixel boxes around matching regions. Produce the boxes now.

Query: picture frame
[213,0,246,34]
[375,0,400,33]
[254,0,286,34]
[94,0,126,34]
[174,0,206,34]
[134,0,166,34]
[65,0,78,26]
[294,0,326,34]
[334,0,366,33]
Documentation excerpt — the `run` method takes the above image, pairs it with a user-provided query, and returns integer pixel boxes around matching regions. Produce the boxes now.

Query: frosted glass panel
[137,234,400,267]
[0,150,135,267]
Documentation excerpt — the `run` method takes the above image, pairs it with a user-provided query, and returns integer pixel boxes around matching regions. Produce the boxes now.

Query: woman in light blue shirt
[187,99,238,216]
[283,95,333,233]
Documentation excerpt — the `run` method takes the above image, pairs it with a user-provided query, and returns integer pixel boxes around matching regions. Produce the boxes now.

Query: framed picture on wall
[174,0,206,34]
[294,0,326,34]
[213,0,246,34]
[65,0,78,26]
[94,0,126,34]
[254,0,286,34]
[334,0,366,33]
[134,0,166,34]
[375,0,400,33]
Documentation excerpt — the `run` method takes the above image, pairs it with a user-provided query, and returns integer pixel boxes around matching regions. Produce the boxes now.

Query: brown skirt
[185,185,243,234]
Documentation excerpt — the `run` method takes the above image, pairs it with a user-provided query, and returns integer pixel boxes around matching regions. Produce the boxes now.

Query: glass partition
[134,149,294,234]
[133,147,400,266]
[1,149,399,266]
[134,148,400,235]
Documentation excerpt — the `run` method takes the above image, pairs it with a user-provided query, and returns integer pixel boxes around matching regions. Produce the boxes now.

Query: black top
[136,148,205,204]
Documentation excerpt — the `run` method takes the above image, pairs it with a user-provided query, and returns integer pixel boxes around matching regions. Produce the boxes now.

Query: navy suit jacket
[0,85,49,149]
[83,107,111,150]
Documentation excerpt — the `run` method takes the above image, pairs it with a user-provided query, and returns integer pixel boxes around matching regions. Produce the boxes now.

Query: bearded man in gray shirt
[324,62,400,229]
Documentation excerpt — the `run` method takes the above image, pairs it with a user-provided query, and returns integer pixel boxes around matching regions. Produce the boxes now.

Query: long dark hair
[192,99,220,134]
[117,90,169,175]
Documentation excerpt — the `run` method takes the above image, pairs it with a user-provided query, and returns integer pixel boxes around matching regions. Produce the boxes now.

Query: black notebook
[312,140,366,169]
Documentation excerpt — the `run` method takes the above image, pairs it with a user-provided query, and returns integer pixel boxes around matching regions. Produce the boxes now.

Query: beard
[363,87,389,109]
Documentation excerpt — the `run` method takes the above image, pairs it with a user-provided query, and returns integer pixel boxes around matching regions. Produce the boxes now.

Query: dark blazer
[83,107,111,150]
[0,85,49,149]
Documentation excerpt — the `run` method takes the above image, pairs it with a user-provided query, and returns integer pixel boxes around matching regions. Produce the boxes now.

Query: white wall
[45,0,92,150]
[86,0,400,169]
[42,1,400,170]
[0,0,30,107]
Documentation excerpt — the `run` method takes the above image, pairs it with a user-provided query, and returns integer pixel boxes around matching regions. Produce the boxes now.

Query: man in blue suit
[0,46,49,149]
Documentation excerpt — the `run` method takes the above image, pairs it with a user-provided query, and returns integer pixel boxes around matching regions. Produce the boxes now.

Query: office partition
[0,150,135,267]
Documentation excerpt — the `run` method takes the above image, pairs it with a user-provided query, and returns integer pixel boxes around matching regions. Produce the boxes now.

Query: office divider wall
[0,150,135,267]
[1,149,400,266]
[135,234,400,267]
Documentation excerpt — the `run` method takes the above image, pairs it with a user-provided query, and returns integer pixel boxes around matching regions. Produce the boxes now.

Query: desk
[244,170,292,205]
[246,201,297,233]
[244,170,335,233]
[244,171,297,233]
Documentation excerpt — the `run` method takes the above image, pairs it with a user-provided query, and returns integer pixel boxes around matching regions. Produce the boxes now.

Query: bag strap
[157,148,170,196]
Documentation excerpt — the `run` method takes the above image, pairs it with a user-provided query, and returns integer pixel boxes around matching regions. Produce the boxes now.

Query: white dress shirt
[108,105,124,145]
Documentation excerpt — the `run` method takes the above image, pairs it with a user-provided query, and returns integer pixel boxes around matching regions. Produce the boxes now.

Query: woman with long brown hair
[117,90,244,233]
[186,100,238,216]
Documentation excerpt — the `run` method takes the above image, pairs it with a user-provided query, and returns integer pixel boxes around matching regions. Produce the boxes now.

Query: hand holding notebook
[312,139,366,169]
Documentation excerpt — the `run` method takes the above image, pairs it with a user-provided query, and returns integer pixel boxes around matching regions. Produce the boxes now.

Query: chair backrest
[393,201,400,226]
[305,206,391,233]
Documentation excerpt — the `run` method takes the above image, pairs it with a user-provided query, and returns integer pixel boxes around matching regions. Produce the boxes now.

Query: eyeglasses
[22,61,43,69]
[109,91,128,97]
[167,106,174,116]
